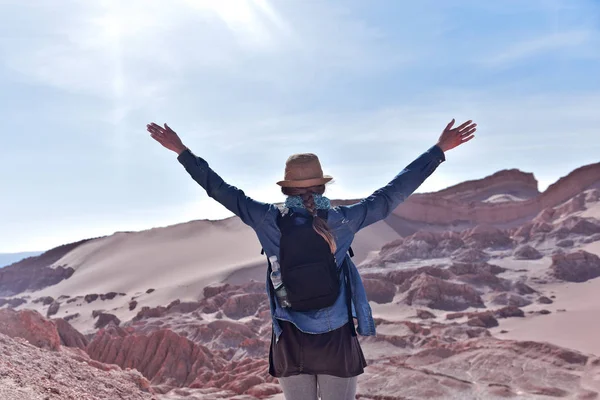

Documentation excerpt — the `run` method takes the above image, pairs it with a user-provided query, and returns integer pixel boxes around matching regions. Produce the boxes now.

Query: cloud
[481,30,594,67]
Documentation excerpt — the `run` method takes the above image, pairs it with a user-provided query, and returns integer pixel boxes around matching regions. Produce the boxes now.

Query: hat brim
[276,176,333,188]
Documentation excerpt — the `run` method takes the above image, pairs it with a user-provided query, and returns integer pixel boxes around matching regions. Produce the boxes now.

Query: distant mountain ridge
[0,252,44,269]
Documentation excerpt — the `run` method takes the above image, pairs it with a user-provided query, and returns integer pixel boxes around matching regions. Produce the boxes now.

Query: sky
[0,0,599,253]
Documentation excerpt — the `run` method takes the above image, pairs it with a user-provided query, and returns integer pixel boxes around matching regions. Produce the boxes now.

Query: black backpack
[262,208,356,335]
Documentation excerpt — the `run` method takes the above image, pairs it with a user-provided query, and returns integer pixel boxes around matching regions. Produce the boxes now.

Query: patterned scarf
[285,194,331,210]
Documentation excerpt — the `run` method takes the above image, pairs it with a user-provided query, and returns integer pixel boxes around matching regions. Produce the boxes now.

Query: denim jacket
[177,144,445,340]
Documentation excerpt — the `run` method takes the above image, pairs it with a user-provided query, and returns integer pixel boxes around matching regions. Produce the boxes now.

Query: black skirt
[269,320,367,378]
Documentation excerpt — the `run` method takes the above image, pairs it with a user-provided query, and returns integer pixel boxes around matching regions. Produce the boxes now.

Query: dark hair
[281,184,337,254]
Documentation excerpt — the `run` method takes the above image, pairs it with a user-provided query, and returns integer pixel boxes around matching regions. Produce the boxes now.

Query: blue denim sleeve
[177,148,271,229]
[341,144,445,233]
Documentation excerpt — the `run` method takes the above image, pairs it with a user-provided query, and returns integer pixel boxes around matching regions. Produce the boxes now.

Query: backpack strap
[341,257,357,336]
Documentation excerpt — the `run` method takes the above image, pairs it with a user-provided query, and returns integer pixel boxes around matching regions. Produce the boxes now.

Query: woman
[147,119,476,400]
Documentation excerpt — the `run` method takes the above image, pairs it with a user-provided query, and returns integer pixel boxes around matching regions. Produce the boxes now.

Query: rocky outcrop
[0,332,153,399]
[33,296,55,305]
[85,294,99,303]
[491,293,532,307]
[550,250,600,282]
[95,313,121,329]
[363,278,396,304]
[467,313,499,328]
[448,262,506,276]
[54,318,88,349]
[133,300,202,322]
[0,297,27,308]
[46,301,60,317]
[223,293,267,320]
[401,273,485,311]
[514,244,543,260]
[87,328,223,388]
[0,309,61,350]
[391,163,600,226]
[447,306,525,321]
[416,309,436,319]
[87,327,274,394]
[451,248,490,263]
[463,225,513,249]
[0,239,89,296]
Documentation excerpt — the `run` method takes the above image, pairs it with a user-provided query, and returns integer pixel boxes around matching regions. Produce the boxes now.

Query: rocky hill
[1,163,600,399]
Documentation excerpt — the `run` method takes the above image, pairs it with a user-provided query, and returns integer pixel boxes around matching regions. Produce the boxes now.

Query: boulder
[491,293,532,307]
[46,301,60,317]
[223,293,267,319]
[363,278,396,304]
[402,273,485,311]
[550,250,600,282]
[514,245,543,260]
[94,313,121,329]
[0,309,60,350]
[53,318,88,349]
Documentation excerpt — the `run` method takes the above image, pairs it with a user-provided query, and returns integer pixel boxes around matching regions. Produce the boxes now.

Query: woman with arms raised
[147,119,476,400]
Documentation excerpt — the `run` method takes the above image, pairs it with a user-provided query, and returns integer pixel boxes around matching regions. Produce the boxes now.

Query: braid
[301,193,317,216]
[282,185,337,254]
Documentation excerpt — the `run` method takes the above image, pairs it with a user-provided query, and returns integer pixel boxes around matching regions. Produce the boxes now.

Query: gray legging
[278,374,357,400]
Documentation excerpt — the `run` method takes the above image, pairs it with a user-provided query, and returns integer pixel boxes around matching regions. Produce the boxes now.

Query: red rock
[512,281,536,295]
[53,318,88,349]
[222,293,267,319]
[0,309,61,350]
[363,278,396,304]
[494,306,525,318]
[550,250,600,282]
[467,314,499,328]
[464,224,513,249]
[64,313,79,322]
[514,245,543,260]
[87,328,226,388]
[0,240,85,296]
[451,248,490,263]
[1,297,27,308]
[555,217,600,236]
[100,292,118,300]
[85,294,99,303]
[491,293,532,307]
[416,309,436,319]
[0,332,153,399]
[168,301,201,314]
[46,301,60,317]
[95,313,121,329]
[449,262,506,275]
[33,296,55,305]
[203,283,232,298]
[402,273,485,311]
[388,266,452,286]
[457,272,511,291]
[134,305,167,321]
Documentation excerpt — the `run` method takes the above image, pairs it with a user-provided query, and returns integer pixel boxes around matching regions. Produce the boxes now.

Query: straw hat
[276,153,333,188]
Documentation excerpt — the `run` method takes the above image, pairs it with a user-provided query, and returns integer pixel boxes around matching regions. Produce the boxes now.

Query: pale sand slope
[22,217,263,333]
[489,222,600,356]
[19,210,400,334]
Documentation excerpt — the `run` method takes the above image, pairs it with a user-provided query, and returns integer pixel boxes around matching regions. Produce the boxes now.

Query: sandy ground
[489,240,600,356]
[15,212,400,334]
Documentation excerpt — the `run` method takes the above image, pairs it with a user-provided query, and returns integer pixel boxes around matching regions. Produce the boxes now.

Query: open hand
[147,122,187,154]
[436,119,477,153]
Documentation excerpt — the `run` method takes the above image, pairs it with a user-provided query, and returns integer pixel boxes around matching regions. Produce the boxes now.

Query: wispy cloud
[481,30,594,67]
[1,0,599,252]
